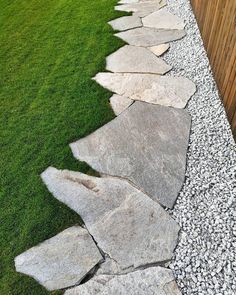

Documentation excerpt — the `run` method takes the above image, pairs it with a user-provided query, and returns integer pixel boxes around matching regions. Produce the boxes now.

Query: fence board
[191,0,236,139]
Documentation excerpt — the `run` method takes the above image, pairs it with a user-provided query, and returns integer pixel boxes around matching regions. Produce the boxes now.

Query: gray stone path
[15,226,103,291]
[65,267,181,295]
[106,45,172,74]
[94,73,196,108]
[115,27,186,46]
[41,167,180,273]
[108,15,142,31]
[142,8,185,30]
[70,102,191,208]
[14,1,197,294]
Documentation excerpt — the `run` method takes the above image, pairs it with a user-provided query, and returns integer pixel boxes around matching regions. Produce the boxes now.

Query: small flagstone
[106,45,172,74]
[108,16,142,31]
[70,102,191,208]
[115,27,186,47]
[93,72,196,108]
[64,267,182,295]
[109,94,133,115]
[148,43,170,56]
[142,8,185,30]
[41,167,180,272]
[115,0,167,17]
[14,226,103,291]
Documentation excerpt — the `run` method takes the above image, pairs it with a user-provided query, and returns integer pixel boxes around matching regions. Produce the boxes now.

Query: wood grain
[191,0,236,139]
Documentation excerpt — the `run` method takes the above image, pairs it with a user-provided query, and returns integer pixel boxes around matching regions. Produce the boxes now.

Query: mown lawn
[0,0,126,294]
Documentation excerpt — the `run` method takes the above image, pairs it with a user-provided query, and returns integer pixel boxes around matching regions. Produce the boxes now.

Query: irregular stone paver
[93,72,196,108]
[69,102,191,208]
[115,27,186,47]
[109,94,133,115]
[41,167,180,272]
[142,8,185,30]
[64,267,182,295]
[14,226,103,291]
[148,43,170,56]
[106,45,172,74]
[115,0,167,17]
[108,15,142,31]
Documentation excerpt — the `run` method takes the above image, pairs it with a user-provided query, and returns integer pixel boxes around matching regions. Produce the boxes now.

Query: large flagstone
[93,72,196,108]
[14,226,103,291]
[41,167,180,273]
[115,27,186,46]
[108,16,142,31]
[115,0,167,17]
[64,267,182,295]
[142,8,185,30]
[106,45,172,74]
[69,102,191,208]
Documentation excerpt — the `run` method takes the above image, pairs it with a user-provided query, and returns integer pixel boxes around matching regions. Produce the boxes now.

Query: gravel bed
[162,1,236,294]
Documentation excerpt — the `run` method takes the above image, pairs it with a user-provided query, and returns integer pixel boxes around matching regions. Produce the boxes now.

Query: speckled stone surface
[70,102,191,208]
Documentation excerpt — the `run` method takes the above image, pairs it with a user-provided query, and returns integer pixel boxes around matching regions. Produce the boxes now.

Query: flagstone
[41,167,180,272]
[14,226,103,291]
[109,94,133,115]
[108,16,142,31]
[93,72,196,108]
[115,27,186,46]
[64,267,182,295]
[142,8,185,30]
[148,43,170,56]
[115,0,167,17]
[106,45,172,74]
[70,102,191,208]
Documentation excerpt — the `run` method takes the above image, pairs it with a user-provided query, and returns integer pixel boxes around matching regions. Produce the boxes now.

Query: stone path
[15,1,197,294]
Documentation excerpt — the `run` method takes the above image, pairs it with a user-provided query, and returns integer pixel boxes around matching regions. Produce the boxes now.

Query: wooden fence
[191,0,236,138]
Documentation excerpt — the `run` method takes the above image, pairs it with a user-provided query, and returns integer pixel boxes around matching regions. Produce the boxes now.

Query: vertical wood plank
[191,0,236,140]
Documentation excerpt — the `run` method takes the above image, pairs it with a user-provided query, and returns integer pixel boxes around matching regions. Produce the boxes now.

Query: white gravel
[163,1,236,294]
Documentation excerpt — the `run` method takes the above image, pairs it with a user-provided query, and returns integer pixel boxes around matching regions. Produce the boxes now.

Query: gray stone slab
[115,27,186,47]
[148,43,170,56]
[109,94,133,115]
[93,72,196,108]
[142,8,185,30]
[14,226,103,291]
[115,0,167,17]
[106,45,172,74]
[69,102,191,208]
[41,168,180,273]
[64,267,182,295]
[108,16,142,31]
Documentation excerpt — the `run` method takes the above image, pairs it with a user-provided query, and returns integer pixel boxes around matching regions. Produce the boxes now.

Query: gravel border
[163,1,236,294]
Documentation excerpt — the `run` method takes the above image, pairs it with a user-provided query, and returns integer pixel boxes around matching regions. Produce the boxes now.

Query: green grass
[0,0,126,294]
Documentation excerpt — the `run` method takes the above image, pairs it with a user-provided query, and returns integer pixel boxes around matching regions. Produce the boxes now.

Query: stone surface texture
[70,102,191,209]
[109,94,133,115]
[106,45,172,74]
[93,72,196,108]
[41,167,180,273]
[115,0,167,17]
[108,15,142,31]
[148,43,170,56]
[115,27,186,46]
[142,8,185,30]
[14,226,103,291]
[64,267,181,295]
